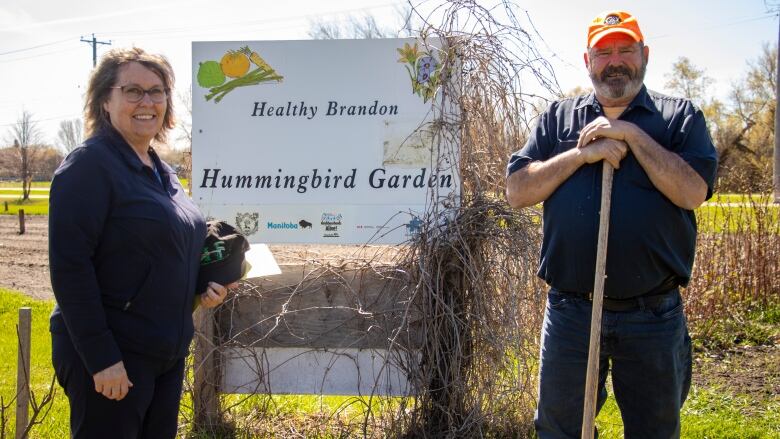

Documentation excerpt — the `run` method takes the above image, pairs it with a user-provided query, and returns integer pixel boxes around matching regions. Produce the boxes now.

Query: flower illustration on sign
[416,56,436,83]
[196,46,283,103]
[397,42,441,103]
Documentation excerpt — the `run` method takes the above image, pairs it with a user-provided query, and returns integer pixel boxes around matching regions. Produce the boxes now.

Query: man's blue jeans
[535,288,692,439]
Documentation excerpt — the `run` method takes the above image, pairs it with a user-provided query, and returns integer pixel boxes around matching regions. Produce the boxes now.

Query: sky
[0,0,777,150]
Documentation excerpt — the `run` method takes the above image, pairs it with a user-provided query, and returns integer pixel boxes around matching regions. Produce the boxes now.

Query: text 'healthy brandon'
[251,100,399,120]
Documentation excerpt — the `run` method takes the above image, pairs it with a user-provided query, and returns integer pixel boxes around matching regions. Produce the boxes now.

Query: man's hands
[199,281,238,309]
[578,138,628,169]
[577,116,634,146]
[93,360,132,401]
[577,116,632,169]
[577,116,708,209]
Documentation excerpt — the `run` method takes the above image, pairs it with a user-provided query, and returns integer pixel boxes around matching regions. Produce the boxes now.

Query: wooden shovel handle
[581,161,614,439]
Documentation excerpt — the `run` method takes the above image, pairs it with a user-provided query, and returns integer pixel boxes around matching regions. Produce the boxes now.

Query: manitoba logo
[235,212,259,236]
[267,221,298,230]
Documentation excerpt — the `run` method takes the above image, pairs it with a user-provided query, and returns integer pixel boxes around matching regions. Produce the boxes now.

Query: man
[505,11,717,438]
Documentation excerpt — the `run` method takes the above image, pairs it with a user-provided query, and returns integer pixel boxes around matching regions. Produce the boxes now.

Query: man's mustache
[600,65,634,81]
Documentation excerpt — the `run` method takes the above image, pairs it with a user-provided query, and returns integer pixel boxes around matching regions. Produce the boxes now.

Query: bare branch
[56,119,83,153]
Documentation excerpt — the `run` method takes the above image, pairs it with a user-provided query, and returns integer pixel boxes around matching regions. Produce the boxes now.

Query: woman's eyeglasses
[110,85,168,103]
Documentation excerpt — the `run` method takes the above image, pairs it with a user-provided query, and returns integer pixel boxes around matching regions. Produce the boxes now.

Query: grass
[695,199,779,234]
[0,179,189,217]
[0,289,68,438]
[707,193,768,204]
[691,305,780,351]
[0,197,49,215]
[2,285,776,438]
[0,189,49,195]
[0,289,378,438]
[596,303,780,438]
[595,382,780,438]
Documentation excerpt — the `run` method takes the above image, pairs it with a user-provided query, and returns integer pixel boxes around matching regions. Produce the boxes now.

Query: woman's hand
[199,281,238,309]
[93,361,133,400]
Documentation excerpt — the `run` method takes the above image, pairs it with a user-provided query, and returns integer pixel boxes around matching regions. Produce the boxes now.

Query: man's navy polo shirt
[507,86,718,298]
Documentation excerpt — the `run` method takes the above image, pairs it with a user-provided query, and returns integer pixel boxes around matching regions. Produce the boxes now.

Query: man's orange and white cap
[587,11,644,48]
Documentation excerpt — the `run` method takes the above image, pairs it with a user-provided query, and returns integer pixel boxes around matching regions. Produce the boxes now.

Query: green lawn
[696,202,779,234]
[0,289,68,438]
[1,288,777,438]
[595,381,780,438]
[707,193,770,204]
[0,197,49,215]
[0,289,362,438]
[0,189,49,195]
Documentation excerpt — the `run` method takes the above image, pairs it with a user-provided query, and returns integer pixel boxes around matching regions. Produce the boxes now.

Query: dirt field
[0,214,51,300]
[0,214,399,300]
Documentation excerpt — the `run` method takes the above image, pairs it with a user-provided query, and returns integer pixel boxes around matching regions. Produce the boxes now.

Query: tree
[31,146,64,180]
[307,5,416,40]
[664,57,713,105]
[4,111,44,200]
[308,13,393,39]
[175,89,193,184]
[56,118,83,153]
[663,50,777,192]
[722,44,776,192]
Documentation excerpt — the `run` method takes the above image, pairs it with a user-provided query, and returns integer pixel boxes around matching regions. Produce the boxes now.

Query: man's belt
[559,277,680,312]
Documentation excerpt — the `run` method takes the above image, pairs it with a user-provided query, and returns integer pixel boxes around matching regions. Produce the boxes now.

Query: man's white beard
[590,62,646,101]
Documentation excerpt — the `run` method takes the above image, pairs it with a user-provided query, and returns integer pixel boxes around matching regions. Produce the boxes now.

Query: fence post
[18,209,25,235]
[4,201,7,212]
[193,307,219,429]
[15,307,32,439]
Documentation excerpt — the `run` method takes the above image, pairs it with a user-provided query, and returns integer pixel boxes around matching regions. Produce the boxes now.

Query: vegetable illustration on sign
[196,46,283,103]
[397,42,441,103]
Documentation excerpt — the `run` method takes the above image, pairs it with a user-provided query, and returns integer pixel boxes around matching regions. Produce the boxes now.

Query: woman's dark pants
[52,332,185,439]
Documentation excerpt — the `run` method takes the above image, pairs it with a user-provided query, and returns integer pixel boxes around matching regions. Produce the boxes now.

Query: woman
[49,47,234,438]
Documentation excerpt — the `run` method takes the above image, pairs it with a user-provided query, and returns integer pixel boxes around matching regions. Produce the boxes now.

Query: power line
[0,3,400,66]
[647,13,777,40]
[0,37,78,56]
[0,44,82,64]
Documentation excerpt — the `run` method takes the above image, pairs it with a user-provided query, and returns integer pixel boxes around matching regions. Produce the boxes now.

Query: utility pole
[775,13,780,202]
[770,1,780,202]
[80,34,111,68]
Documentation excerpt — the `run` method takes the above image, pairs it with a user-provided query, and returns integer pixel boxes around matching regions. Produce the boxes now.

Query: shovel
[581,161,614,439]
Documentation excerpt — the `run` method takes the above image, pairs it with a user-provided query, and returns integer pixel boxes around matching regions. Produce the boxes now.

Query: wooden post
[581,162,614,439]
[4,201,8,212]
[18,209,25,235]
[15,307,32,439]
[193,307,219,429]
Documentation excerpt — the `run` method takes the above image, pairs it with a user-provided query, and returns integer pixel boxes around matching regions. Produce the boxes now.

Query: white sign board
[221,347,415,396]
[192,39,459,244]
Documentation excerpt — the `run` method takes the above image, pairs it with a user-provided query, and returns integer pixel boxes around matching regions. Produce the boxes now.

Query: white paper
[244,243,281,278]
